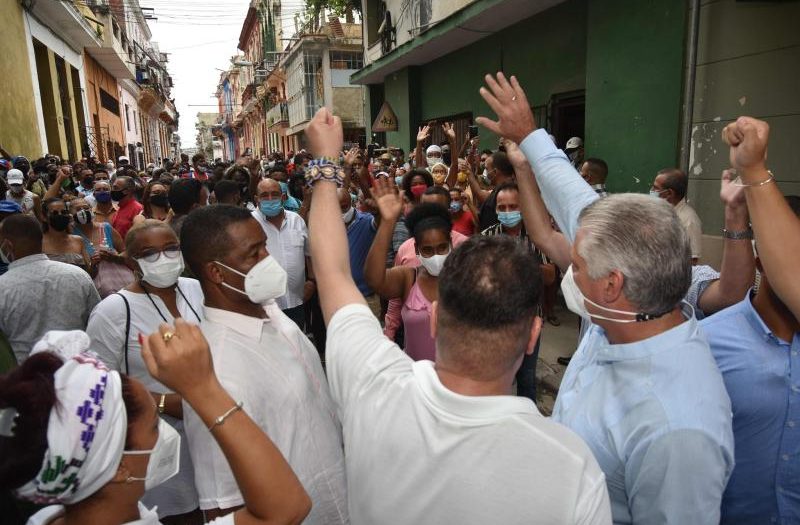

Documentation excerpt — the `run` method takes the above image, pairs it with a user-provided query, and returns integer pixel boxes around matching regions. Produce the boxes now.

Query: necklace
[142,283,202,323]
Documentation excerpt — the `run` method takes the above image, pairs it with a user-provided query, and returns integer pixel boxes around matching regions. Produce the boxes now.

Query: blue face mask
[497,210,522,228]
[260,198,283,217]
[279,181,289,195]
[395,176,403,186]
[450,201,462,213]
[94,191,112,204]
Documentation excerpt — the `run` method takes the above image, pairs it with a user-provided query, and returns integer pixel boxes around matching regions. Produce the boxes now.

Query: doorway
[549,90,585,151]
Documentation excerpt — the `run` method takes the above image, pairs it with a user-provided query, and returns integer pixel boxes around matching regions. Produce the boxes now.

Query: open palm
[373,177,404,221]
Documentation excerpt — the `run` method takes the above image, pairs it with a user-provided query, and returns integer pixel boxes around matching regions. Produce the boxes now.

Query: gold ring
[162,331,175,343]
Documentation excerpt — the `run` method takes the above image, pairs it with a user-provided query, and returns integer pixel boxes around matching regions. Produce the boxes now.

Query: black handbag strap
[114,292,131,375]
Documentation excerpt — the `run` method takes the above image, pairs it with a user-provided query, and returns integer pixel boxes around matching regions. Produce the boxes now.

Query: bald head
[256,178,283,203]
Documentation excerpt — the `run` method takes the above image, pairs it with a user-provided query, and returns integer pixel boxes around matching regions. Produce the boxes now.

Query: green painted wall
[584,0,687,193]
[379,0,587,153]
[0,0,43,157]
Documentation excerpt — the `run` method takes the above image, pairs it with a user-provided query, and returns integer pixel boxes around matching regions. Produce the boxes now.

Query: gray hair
[576,193,691,315]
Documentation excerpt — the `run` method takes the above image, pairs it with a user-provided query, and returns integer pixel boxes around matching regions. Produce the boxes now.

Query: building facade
[0,0,178,165]
[354,0,800,268]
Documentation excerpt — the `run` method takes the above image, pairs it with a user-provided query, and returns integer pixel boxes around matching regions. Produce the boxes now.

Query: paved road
[534,303,581,415]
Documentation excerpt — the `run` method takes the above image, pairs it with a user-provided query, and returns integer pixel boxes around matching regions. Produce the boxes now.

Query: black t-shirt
[478,187,500,232]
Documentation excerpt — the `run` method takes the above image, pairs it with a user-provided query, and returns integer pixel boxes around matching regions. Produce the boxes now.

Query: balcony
[84,10,135,79]
[266,102,289,131]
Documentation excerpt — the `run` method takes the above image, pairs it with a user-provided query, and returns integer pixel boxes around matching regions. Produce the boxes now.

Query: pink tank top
[400,278,436,361]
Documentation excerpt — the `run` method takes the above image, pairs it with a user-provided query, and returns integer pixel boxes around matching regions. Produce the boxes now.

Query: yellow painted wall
[0,0,43,157]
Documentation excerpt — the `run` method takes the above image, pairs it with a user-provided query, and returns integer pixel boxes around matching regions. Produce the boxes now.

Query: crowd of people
[0,72,798,525]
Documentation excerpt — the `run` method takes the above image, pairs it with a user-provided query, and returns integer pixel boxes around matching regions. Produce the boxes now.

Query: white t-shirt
[327,304,612,525]
[85,277,204,518]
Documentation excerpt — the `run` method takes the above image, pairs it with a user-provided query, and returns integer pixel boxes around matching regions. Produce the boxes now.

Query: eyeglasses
[137,245,181,263]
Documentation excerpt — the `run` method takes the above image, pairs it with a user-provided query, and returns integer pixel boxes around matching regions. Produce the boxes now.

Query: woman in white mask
[365,178,453,361]
[0,323,310,525]
[85,220,205,524]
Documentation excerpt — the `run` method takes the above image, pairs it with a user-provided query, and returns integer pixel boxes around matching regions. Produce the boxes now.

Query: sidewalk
[535,303,581,415]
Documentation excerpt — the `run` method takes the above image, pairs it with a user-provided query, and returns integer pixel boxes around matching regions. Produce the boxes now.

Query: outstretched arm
[722,116,800,318]
[476,73,598,242]
[696,169,755,314]
[442,123,459,188]
[414,125,430,170]
[364,177,412,300]
[504,140,572,271]
[307,108,367,324]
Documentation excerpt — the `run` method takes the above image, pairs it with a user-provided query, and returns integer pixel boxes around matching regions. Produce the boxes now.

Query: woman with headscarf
[86,219,204,523]
[0,321,311,525]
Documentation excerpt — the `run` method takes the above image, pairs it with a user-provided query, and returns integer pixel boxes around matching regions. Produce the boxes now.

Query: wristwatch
[158,394,167,414]
[722,228,753,240]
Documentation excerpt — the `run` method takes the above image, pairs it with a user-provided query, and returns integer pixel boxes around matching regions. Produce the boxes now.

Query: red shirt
[451,210,476,236]
[112,198,143,239]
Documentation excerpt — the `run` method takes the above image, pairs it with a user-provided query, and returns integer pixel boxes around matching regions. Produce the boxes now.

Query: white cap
[118,156,129,163]
[425,145,442,156]
[565,137,583,150]
[7,169,24,185]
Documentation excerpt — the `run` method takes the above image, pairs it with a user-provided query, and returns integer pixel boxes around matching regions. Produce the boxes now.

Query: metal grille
[84,125,111,160]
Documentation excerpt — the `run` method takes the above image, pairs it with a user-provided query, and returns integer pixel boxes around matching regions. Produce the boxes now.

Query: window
[100,88,120,116]
[330,50,363,70]
[125,104,130,131]
[133,110,138,134]
[303,52,323,121]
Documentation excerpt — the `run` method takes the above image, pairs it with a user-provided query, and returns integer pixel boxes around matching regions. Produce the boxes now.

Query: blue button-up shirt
[552,309,734,524]
[701,292,800,524]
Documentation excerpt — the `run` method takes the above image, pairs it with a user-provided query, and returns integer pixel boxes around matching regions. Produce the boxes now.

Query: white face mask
[215,255,288,305]
[426,156,440,168]
[136,253,185,288]
[342,206,355,224]
[560,264,660,323]
[124,418,181,491]
[418,251,449,277]
[482,169,491,185]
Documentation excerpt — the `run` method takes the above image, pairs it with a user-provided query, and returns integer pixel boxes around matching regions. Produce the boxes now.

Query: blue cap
[0,200,23,214]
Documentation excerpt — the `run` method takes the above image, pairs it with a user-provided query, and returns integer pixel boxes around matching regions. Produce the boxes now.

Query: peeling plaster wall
[688,0,800,268]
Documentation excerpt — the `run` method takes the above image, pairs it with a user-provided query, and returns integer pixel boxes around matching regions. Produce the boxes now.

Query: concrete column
[64,64,83,161]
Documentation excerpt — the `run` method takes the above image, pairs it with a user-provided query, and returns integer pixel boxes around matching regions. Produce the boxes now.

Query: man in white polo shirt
[252,177,314,329]
[306,107,611,524]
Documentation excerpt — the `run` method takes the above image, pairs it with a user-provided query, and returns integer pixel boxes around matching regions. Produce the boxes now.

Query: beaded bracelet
[305,161,344,187]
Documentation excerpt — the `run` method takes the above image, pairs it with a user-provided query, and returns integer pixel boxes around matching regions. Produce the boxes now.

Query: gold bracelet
[732,170,774,187]
[208,401,243,432]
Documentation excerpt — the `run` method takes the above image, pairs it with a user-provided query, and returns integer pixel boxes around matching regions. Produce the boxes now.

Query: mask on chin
[560,264,673,323]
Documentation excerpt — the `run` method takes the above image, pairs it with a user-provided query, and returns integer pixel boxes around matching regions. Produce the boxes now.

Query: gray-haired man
[477,72,734,524]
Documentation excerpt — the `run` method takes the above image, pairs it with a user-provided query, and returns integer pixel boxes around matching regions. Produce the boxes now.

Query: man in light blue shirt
[700,195,800,524]
[477,73,734,523]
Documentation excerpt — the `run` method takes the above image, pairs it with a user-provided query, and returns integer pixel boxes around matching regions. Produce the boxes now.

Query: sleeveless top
[74,222,114,257]
[400,275,436,362]
[46,252,85,269]
[5,189,35,214]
